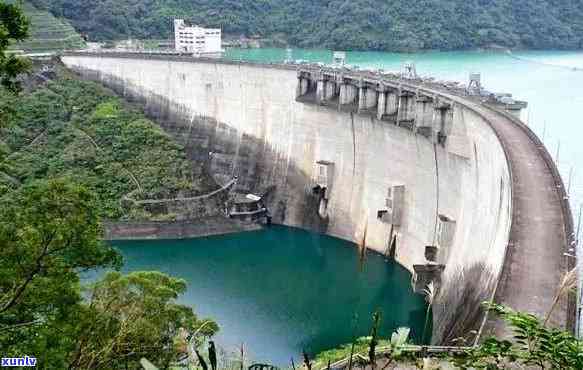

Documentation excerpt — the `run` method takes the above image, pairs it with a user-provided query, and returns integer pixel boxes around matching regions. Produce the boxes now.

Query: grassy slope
[0,65,207,221]
[8,1,85,53]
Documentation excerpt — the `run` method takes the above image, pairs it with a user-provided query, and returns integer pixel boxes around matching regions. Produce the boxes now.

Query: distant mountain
[28,0,583,51]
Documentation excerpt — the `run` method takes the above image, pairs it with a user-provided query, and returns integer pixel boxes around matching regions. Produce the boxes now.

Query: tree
[0,178,218,369]
[0,178,121,317]
[68,271,218,369]
[0,178,122,366]
[0,1,31,130]
[0,7,220,365]
[0,1,31,94]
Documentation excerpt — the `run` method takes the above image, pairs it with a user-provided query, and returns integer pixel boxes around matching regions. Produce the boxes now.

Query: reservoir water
[113,226,427,365]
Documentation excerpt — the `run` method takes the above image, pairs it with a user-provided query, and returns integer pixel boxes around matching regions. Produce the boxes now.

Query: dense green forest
[0,66,204,220]
[28,0,583,51]
[1,8,219,368]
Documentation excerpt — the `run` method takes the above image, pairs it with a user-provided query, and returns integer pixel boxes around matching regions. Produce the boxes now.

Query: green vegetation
[0,179,218,369]
[6,1,85,53]
[315,337,388,367]
[0,1,31,94]
[0,7,220,369]
[0,66,205,220]
[313,328,411,369]
[2,4,582,369]
[450,304,583,369]
[28,0,583,51]
[69,271,218,369]
[313,303,583,369]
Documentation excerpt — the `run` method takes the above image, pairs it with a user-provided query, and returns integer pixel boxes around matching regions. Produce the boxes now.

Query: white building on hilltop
[174,19,222,56]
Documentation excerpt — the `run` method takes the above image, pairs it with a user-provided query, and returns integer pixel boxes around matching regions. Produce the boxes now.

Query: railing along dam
[59,51,573,344]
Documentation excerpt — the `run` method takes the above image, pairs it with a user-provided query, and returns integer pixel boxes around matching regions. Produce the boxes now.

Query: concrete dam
[61,52,573,345]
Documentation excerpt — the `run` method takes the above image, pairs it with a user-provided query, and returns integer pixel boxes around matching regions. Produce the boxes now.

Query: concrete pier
[324,81,336,100]
[397,91,416,128]
[316,79,325,103]
[358,85,377,113]
[339,83,358,107]
[385,90,399,119]
[415,95,435,138]
[377,89,387,120]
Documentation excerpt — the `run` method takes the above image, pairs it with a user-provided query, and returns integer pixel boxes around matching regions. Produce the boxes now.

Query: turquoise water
[225,48,583,222]
[112,226,427,365]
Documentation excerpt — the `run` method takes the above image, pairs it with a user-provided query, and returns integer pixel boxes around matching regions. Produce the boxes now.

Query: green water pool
[111,225,427,365]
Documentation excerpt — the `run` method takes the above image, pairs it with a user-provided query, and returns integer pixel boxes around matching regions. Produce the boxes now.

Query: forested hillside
[0,65,207,220]
[28,0,583,51]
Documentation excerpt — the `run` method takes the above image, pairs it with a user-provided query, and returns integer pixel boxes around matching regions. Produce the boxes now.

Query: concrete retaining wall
[62,54,512,344]
[104,217,262,240]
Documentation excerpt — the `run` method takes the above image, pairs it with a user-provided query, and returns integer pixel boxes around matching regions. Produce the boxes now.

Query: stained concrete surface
[420,86,570,335]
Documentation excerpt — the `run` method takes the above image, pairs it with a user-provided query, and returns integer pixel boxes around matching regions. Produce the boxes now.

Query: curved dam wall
[61,54,512,344]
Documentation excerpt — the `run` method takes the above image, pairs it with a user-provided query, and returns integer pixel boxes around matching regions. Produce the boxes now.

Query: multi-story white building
[174,19,222,56]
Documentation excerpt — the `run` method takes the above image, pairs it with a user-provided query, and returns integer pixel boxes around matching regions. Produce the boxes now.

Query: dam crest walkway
[433,87,572,336]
